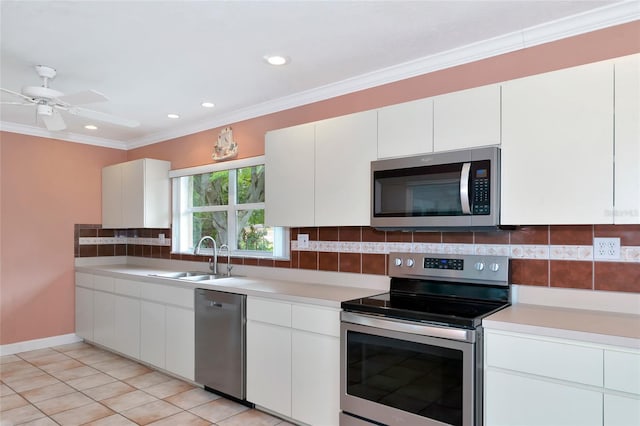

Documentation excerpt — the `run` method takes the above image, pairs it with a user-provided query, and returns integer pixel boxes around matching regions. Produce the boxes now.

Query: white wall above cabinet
[433,84,501,152]
[102,158,171,229]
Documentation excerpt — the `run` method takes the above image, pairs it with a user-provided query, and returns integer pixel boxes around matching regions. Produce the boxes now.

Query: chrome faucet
[194,236,217,274]
[218,244,232,277]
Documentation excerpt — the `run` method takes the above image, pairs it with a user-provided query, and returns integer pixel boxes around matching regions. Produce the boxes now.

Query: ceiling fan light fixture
[167,113,180,119]
[84,124,98,130]
[36,104,53,116]
[201,102,215,108]
[264,55,289,66]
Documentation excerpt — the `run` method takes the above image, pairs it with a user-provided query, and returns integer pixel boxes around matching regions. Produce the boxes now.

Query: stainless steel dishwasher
[195,288,249,403]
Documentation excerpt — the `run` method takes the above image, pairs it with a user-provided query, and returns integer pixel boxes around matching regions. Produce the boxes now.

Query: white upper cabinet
[265,110,377,227]
[315,110,378,226]
[265,123,315,227]
[613,54,640,224]
[433,84,501,152]
[102,158,171,228]
[377,97,433,159]
[501,60,614,225]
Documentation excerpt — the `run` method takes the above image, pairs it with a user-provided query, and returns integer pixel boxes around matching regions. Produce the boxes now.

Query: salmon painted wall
[0,132,125,345]
[0,22,638,346]
[128,21,640,166]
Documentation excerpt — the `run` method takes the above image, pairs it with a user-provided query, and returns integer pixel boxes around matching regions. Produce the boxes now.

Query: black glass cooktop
[341,290,509,329]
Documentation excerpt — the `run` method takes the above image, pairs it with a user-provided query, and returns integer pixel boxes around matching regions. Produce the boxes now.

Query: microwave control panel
[471,161,491,215]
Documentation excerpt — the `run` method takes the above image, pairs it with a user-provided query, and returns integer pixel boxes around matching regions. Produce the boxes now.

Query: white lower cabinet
[485,330,640,426]
[247,296,341,425]
[75,272,194,382]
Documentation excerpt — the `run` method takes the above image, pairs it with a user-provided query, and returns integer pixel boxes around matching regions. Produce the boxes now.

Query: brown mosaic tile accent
[274,259,291,269]
[319,252,339,272]
[475,230,510,244]
[362,254,386,275]
[510,226,549,245]
[413,232,442,243]
[242,258,259,266]
[550,225,593,245]
[97,245,115,257]
[79,228,99,237]
[362,227,386,242]
[442,232,473,244]
[386,231,412,242]
[511,259,549,286]
[550,260,593,289]
[289,251,299,269]
[115,244,127,256]
[340,253,362,273]
[595,262,640,293]
[299,251,318,270]
[339,227,362,242]
[319,227,339,241]
[595,224,640,245]
[79,245,98,257]
[256,258,275,268]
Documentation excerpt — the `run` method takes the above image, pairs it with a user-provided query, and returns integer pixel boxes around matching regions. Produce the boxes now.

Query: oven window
[346,330,463,426]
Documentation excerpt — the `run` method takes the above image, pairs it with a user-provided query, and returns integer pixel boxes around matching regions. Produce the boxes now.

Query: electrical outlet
[297,233,309,249]
[594,237,621,260]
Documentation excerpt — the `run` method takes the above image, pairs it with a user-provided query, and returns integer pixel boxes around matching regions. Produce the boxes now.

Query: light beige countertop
[75,262,385,308]
[483,303,640,349]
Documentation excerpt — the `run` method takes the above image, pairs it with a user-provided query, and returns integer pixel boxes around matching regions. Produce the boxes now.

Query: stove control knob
[406,258,415,267]
[474,262,485,271]
[489,263,500,272]
[394,258,403,267]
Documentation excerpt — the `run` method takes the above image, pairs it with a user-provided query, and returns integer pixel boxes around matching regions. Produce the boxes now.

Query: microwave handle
[460,162,472,215]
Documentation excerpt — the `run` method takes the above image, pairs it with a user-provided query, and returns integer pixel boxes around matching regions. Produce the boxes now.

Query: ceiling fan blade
[57,89,108,105]
[0,101,33,106]
[68,106,140,128]
[41,109,66,131]
[0,87,33,102]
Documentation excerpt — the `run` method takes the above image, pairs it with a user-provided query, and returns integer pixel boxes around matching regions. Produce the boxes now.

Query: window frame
[170,156,289,259]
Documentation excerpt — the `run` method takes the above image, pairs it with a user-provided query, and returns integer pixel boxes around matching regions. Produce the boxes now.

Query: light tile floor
[0,342,293,426]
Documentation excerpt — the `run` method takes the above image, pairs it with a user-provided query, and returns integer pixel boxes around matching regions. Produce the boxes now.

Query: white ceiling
[0,1,636,150]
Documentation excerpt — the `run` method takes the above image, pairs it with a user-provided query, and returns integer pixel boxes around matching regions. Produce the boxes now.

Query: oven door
[341,312,478,426]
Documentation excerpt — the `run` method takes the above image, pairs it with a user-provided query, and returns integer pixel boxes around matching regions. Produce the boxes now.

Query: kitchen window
[171,156,288,258]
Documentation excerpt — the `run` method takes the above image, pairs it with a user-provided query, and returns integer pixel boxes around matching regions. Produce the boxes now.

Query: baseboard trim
[0,333,83,356]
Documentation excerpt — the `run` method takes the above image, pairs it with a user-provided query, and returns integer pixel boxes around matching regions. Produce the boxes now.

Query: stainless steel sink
[150,271,234,281]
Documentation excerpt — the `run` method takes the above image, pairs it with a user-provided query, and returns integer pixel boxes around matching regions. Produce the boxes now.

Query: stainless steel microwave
[371,146,500,230]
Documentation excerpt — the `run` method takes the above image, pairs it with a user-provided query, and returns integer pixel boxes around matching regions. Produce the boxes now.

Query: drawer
[247,297,291,327]
[93,275,115,292]
[75,272,93,289]
[486,332,603,387]
[292,304,340,337]
[114,279,142,298]
[605,350,640,395]
[140,282,193,309]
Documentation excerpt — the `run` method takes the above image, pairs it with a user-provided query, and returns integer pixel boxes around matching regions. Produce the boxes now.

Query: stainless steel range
[340,252,511,426]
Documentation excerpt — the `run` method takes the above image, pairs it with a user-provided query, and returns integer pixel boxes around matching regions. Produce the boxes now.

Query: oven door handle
[341,311,476,343]
[460,162,472,215]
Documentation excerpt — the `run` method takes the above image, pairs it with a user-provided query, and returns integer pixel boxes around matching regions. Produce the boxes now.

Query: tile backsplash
[75,224,640,294]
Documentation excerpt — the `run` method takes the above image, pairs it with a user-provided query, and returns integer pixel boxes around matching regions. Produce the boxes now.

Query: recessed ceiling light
[84,124,98,130]
[201,102,215,108]
[167,113,180,119]
[265,55,289,66]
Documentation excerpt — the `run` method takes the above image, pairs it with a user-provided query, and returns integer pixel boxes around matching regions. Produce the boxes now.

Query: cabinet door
[113,295,140,359]
[265,123,315,227]
[485,369,602,426]
[501,61,614,224]
[434,84,501,152]
[165,306,194,381]
[121,160,145,228]
[140,300,165,369]
[315,110,378,226]
[292,330,340,426]
[102,164,122,228]
[247,320,292,417]
[75,286,93,341]
[377,98,433,159]
[614,54,640,224]
[604,394,640,426]
[93,291,115,348]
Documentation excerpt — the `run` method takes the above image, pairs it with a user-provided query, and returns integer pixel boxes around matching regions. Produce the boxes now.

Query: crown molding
[126,1,639,150]
[0,121,128,149]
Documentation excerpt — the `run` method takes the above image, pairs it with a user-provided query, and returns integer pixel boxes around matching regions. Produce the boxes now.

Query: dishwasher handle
[207,300,223,308]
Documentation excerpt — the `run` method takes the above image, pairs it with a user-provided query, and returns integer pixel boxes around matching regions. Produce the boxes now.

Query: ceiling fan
[0,65,140,131]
